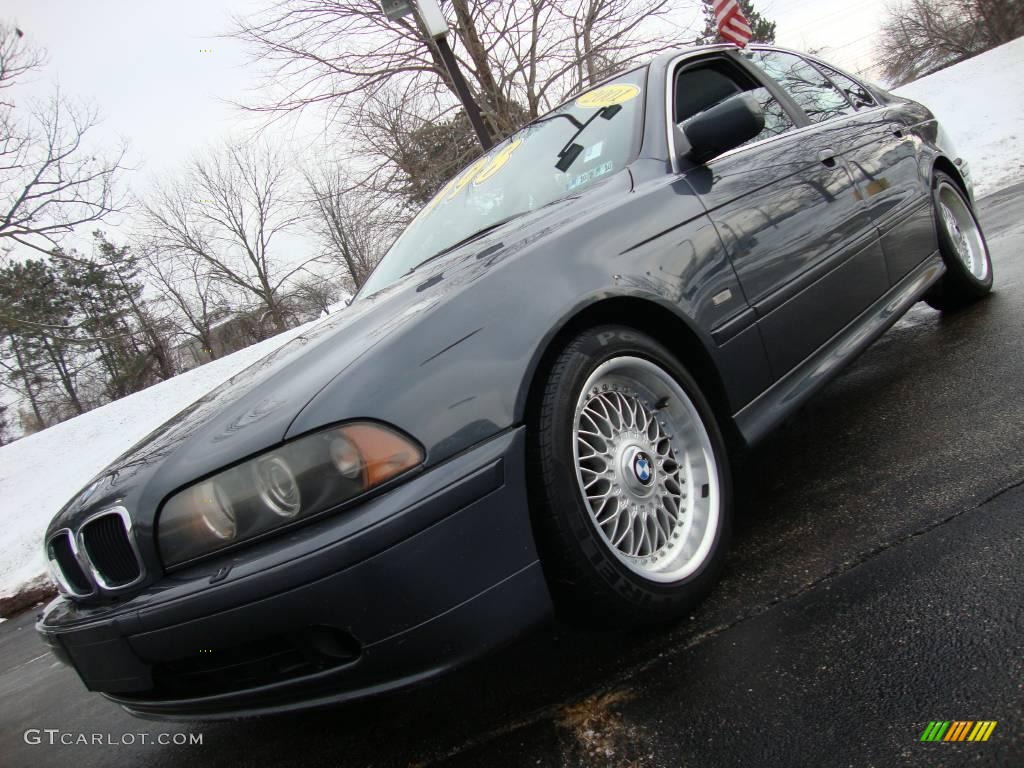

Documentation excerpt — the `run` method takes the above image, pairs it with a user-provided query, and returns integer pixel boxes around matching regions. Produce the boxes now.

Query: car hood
[45,189,603,538]
[47,287,408,536]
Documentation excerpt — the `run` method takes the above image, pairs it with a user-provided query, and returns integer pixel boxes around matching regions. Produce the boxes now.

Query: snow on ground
[3,42,1024,601]
[893,37,1024,197]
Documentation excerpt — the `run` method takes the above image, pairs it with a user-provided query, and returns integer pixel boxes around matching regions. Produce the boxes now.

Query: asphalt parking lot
[1,183,1021,768]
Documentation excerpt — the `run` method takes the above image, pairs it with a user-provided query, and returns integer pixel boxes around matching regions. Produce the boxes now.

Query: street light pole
[433,35,493,151]
[381,0,494,151]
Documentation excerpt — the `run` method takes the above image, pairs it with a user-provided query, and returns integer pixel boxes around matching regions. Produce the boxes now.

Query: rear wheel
[924,172,993,311]
[529,325,732,626]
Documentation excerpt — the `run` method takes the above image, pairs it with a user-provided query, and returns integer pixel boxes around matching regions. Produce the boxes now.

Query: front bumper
[37,427,552,720]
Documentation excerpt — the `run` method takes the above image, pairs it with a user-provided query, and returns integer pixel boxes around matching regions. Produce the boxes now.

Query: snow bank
[893,37,1024,196]
[0,314,332,598]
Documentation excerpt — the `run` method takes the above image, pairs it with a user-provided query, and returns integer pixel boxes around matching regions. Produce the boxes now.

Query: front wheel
[924,172,993,311]
[528,325,732,626]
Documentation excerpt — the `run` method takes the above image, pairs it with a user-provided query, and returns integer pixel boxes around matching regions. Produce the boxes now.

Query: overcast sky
[5,0,892,254]
[7,0,259,178]
[768,0,890,77]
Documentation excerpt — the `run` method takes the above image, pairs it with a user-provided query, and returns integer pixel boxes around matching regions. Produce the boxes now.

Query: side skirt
[734,253,945,446]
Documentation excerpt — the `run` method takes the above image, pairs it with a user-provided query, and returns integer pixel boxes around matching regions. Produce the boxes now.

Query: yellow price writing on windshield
[472,139,523,186]
[575,83,641,109]
[445,157,489,200]
[423,138,526,214]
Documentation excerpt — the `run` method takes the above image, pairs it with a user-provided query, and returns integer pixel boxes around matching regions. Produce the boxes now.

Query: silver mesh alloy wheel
[572,356,720,582]
[937,182,989,281]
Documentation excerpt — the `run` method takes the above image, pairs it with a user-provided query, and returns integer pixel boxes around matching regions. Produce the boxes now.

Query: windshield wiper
[530,112,585,130]
[403,213,525,277]
[555,103,622,172]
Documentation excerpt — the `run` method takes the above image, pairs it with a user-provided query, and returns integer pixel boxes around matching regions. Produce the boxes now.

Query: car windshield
[358,67,647,297]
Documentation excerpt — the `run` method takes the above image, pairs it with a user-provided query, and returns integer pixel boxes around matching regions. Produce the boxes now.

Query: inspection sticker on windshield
[576,83,640,109]
[568,161,614,191]
[583,141,604,162]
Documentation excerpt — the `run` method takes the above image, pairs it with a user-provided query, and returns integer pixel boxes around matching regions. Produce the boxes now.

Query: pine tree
[92,232,176,381]
[56,250,144,399]
[695,0,777,45]
[0,259,84,422]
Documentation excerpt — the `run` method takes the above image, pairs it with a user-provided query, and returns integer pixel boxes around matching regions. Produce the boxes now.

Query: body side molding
[735,253,945,446]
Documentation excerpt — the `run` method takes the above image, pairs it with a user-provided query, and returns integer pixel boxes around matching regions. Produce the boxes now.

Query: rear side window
[811,62,876,109]
[674,59,796,145]
[746,50,854,123]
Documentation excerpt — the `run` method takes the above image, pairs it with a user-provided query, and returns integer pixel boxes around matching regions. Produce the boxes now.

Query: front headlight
[157,422,423,567]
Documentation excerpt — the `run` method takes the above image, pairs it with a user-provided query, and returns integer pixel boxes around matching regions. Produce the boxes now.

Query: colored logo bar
[920,721,997,742]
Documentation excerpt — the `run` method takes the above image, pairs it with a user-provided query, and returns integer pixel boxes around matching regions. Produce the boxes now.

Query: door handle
[817,149,837,167]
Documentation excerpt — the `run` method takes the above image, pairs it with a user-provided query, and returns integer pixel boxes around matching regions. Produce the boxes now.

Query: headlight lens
[157,422,423,567]
[253,456,302,518]
[197,479,238,539]
[329,433,364,480]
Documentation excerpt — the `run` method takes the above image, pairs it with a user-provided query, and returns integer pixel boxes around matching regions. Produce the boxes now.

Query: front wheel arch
[520,297,743,459]
[932,156,970,203]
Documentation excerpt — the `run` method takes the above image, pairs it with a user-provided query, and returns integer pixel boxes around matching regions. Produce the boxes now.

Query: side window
[746,50,854,123]
[674,60,797,146]
[812,62,876,109]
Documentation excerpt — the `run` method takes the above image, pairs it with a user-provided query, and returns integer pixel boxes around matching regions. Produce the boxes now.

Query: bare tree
[302,163,399,288]
[138,241,234,361]
[141,141,314,333]
[0,23,44,102]
[232,2,697,208]
[290,273,344,315]
[878,0,1024,85]
[231,1,694,130]
[354,78,526,204]
[0,23,127,256]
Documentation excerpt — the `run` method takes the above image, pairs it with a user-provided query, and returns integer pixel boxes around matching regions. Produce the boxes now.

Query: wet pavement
[1,183,1021,768]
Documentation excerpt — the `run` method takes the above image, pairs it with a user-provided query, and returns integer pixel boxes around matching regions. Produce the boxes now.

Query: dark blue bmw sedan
[38,43,991,720]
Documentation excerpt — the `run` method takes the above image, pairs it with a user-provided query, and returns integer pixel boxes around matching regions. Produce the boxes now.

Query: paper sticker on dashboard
[568,161,614,191]
[576,84,640,109]
[583,141,604,162]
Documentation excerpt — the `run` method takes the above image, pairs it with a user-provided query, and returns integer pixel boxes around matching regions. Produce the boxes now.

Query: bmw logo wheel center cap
[621,444,657,497]
[634,452,653,484]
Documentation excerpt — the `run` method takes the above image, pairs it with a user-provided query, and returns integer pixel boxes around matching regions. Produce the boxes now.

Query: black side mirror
[683,92,765,164]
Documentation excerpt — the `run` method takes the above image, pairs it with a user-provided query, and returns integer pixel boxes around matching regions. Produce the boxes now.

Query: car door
[675,52,887,378]
[804,57,937,284]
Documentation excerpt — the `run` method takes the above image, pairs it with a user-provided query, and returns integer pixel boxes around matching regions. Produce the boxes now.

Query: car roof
[531,43,878,135]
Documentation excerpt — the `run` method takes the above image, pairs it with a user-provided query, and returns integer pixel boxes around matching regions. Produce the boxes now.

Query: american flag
[712,0,754,48]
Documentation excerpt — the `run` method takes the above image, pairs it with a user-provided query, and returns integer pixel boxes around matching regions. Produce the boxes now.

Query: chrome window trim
[706,104,886,165]
[664,45,887,172]
[802,58,879,110]
[664,46,737,174]
[748,44,880,107]
[45,528,96,598]
[76,506,147,592]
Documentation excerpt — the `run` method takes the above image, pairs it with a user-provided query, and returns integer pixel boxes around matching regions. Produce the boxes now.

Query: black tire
[924,171,993,312]
[528,325,732,627]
